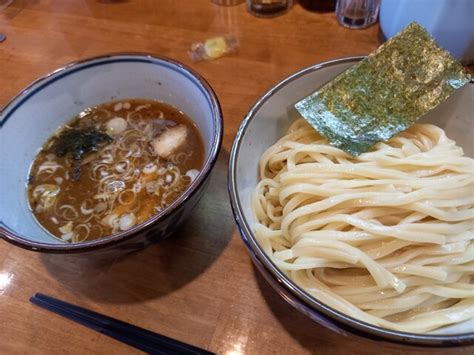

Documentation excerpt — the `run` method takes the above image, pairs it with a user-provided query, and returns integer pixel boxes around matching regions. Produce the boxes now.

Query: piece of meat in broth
[151,124,188,159]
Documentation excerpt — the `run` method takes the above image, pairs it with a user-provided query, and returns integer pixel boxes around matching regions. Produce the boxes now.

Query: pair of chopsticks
[30,293,213,354]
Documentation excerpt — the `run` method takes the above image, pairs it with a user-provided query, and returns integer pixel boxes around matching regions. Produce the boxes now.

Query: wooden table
[0,1,472,354]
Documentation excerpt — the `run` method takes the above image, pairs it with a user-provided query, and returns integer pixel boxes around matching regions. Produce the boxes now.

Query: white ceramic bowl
[0,53,222,253]
[229,57,474,346]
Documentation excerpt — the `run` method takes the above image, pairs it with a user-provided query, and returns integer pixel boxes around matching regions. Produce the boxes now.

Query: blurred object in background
[0,0,13,10]
[380,0,474,64]
[246,0,293,17]
[188,35,239,62]
[300,0,336,12]
[0,34,6,43]
[212,0,245,5]
[336,0,380,29]
[213,0,242,33]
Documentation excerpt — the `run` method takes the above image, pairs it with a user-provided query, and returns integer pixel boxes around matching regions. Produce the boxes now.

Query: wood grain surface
[0,1,472,354]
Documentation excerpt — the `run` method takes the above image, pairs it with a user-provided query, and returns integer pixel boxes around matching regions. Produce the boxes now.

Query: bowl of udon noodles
[0,53,222,253]
[228,57,474,346]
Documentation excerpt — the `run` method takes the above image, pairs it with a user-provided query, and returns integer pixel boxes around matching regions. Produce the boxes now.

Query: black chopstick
[30,293,214,355]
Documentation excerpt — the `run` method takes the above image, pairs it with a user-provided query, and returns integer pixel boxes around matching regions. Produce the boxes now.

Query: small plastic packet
[188,35,239,62]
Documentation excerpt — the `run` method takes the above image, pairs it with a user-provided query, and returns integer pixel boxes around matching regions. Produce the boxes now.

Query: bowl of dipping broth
[0,53,222,253]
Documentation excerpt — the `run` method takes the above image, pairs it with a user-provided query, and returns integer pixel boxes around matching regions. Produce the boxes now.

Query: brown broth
[27,99,204,242]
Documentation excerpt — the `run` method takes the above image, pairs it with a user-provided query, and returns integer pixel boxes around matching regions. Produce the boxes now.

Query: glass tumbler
[336,0,380,29]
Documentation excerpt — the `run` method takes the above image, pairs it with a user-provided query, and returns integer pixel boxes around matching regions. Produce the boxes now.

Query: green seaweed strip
[295,22,471,156]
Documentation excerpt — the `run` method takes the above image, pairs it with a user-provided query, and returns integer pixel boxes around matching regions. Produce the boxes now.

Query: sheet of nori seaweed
[295,22,471,156]
[53,127,112,181]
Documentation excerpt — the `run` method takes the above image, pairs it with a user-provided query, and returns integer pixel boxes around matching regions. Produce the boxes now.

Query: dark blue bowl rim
[227,56,474,347]
[0,52,223,253]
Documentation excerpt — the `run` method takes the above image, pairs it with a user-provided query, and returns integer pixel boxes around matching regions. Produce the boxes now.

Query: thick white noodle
[253,120,474,333]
